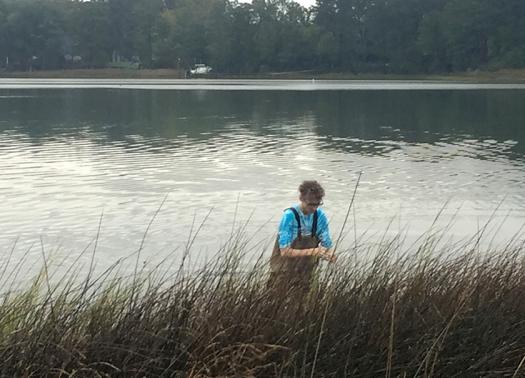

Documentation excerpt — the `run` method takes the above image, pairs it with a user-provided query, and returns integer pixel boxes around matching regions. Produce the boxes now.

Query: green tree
[0,0,523,74]
[205,0,237,72]
[314,0,373,71]
[68,1,112,67]
[107,0,136,61]
[225,2,260,72]
[167,0,213,67]
[152,0,228,70]
[485,0,525,69]
[132,0,164,67]
[151,9,179,68]
[4,0,68,70]
[0,0,7,68]
[274,1,316,70]
[365,0,426,73]
[418,9,452,72]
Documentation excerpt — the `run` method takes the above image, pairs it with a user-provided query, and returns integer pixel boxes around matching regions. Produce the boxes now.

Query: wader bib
[268,208,320,294]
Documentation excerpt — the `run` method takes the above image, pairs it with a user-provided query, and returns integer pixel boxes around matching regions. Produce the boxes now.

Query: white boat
[190,64,213,75]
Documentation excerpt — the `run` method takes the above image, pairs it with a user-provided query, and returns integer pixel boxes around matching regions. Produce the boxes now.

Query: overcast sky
[239,0,316,8]
[291,0,316,6]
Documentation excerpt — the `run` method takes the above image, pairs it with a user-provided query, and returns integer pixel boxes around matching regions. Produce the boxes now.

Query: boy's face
[299,194,323,215]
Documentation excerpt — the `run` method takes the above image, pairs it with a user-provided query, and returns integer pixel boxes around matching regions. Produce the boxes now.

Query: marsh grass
[1,216,525,377]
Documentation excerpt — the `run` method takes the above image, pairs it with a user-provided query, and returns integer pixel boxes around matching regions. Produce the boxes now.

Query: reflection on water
[0,88,524,276]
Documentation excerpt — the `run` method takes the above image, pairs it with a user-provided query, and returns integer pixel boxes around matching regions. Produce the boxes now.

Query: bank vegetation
[0,224,524,376]
[1,0,524,76]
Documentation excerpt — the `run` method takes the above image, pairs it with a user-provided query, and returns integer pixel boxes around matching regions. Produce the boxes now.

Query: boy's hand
[318,247,337,263]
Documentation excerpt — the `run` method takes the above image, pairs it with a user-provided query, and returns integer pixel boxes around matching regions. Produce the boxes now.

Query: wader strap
[287,208,319,238]
[312,209,318,237]
[288,207,302,237]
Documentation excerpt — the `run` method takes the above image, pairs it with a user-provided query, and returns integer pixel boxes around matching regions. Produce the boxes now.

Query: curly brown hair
[298,180,325,200]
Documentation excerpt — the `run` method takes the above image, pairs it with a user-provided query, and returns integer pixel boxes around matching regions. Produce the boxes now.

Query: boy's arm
[280,246,336,262]
[280,246,324,258]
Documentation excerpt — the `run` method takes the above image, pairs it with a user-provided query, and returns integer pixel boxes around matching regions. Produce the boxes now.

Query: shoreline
[2,68,525,83]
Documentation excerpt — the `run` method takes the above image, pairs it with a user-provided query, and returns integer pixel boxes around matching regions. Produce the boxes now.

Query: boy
[269,180,336,296]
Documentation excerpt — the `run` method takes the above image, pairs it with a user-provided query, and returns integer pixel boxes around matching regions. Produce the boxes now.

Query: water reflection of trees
[311,90,525,158]
[0,89,524,158]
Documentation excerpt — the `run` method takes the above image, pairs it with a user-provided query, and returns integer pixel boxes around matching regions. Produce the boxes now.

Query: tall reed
[0,224,524,377]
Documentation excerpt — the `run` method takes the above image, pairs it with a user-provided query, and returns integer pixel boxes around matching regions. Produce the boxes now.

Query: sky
[239,0,316,8]
[290,0,316,6]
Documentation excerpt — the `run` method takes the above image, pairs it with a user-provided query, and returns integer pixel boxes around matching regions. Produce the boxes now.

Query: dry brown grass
[0,223,524,377]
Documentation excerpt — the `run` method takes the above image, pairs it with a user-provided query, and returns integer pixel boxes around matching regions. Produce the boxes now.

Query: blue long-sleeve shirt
[278,205,333,249]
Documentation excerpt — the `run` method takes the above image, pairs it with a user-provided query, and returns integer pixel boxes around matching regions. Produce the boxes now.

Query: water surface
[1,81,524,277]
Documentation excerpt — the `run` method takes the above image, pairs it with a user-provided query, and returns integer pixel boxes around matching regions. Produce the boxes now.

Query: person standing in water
[269,180,336,297]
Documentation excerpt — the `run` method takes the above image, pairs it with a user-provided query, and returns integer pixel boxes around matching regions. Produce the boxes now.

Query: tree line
[0,0,524,74]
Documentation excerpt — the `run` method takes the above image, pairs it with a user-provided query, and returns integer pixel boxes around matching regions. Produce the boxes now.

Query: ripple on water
[1,90,525,274]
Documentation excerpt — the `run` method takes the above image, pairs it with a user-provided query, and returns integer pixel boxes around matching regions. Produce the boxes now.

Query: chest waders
[269,208,320,296]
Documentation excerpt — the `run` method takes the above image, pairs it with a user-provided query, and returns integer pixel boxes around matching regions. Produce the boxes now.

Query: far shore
[2,68,525,83]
